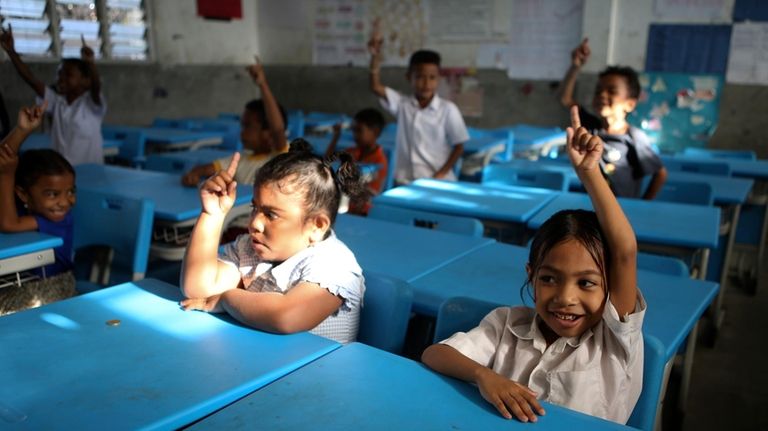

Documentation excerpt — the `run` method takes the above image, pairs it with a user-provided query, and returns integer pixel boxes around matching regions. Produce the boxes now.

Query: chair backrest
[287,110,305,139]
[73,189,155,285]
[482,165,568,191]
[626,336,666,431]
[683,147,756,160]
[637,252,689,277]
[655,180,714,206]
[357,272,413,354]
[380,146,396,191]
[434,296,503,343]
[103,127,147,167]
[144,155,195,174]
[368,205,484,237]
[662,158,731,176]
[152,118,195,130]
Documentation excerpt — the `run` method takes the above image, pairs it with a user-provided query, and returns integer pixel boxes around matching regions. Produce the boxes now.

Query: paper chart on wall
[726,22,768,85]
[652,0,730,20]
[312,0,369,66]
[506,0,583,81]
[368,0,427,66]
[428,0,492,40]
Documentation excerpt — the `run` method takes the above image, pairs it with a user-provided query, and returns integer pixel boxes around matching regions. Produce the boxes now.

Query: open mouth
[550,311,584,328]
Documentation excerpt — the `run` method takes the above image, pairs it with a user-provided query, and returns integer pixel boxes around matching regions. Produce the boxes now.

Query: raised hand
[367,17,383,57]
[17,101,48,132]
[567,105,603,173]
[0,24,15,53]
[0,143,18,177]
[199,152,240,216]
[246,56,266,86]
[571,38,590,68]
[80,34,95,62]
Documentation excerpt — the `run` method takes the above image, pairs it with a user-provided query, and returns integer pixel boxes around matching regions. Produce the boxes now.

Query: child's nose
[553,283,579,304]
[250,213,266,232]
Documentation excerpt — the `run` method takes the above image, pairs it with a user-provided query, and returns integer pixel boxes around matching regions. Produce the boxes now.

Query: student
[559,38,667,199]
[324,108,388,215]
[422,107,645,424]
[368,36,468,184]
[0,102,77,315]
[182,58,287,187]
[180,140,367,344]
[1,27,105,166]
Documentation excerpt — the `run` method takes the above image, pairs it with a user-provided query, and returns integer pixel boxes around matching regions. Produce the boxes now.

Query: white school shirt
[218,231,365,344]
[38,86,106,165]
[441,294,647,424]
[379,87,469,183]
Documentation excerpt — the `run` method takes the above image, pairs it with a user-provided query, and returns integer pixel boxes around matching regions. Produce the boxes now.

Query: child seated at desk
[422,107,646,425]
[182,58,288,187]
[324,108,388,215]
[559,38,667,199]
[0,103,77,315]
[2,28,105,166]
[368,27,468,185]
[180,140,368,344]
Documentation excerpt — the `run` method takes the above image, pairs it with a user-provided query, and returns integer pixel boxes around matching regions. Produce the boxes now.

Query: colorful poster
[368,0,427,66]
[312,0,368,66]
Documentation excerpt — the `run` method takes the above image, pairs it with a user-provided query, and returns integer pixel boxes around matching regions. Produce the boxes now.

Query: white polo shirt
[380,87,469,183]
[39,86,106,165]
[441,294,647,424]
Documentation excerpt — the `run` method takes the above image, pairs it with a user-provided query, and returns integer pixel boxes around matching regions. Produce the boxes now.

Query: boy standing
[559,38,667,199]
[368,37,468,185]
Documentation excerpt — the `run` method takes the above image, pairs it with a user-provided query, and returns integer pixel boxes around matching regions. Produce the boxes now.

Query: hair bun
[288,138,314,154]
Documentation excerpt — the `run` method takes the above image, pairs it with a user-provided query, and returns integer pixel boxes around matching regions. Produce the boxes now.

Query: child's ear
[307,213,331,244]
[15,186,29,207]
[625,98,637,113]
[526,263,536,301]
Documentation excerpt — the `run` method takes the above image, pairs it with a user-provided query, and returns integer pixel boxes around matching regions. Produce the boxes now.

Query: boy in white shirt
[368,36,468,184]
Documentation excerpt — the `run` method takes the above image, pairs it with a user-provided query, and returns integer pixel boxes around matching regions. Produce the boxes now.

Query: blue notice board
[628,72,723,153]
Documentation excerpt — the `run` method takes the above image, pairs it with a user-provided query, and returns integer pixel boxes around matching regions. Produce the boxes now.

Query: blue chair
[152,118,195,129]
[368,205,484,237]
[218,112,240,121]
[482,165,568,192]
[193,120,242,151]
[654,180,714,206]
[103,126,147,167]
[380,146,396,191]
[73,190,155,292]
[662,157,731,176]
[637,252,689,277]
[434,296,666,431]
[287,110,305,139]
[357,272,413,354]
[683,147,756,160]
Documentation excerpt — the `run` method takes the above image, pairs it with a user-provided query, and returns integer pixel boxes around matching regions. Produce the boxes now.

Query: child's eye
[578,279,599,289]
[537,275,556,284]
[266,212,278,221]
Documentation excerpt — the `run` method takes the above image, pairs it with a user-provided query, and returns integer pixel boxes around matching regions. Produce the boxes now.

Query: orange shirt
[345,144,388,215]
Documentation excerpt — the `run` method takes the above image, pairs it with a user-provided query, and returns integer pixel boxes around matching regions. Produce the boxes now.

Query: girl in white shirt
[422,106,645,424]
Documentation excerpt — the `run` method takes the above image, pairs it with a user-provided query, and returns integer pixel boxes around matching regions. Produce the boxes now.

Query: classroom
[0,0,766,430]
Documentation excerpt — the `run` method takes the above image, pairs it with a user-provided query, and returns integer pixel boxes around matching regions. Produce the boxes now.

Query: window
[0,0,148,60]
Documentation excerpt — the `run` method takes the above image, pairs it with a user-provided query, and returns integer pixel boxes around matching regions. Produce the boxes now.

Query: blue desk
[303,111,351,132]
[22,133,123,157]
[374,179,557,243]
[103,125,224,152]
[671,154,768,180]
[145,149,236,174]
[188,343,630,431]
[665,171,753,205]
[0,278,339,430]
[334,214,494,282]
[0,232,61,277]
[493,124,567,159]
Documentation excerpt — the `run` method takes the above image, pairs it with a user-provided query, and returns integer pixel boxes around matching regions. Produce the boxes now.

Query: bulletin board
[628,72,724,153]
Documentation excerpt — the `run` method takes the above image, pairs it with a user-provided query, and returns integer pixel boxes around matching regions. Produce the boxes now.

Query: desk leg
[679,322,699,413]
[657,359,674,430]
[712,204,741,331]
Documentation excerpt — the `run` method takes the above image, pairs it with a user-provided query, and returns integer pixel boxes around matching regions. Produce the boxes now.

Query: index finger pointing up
[570,105,582,129]
[226,152,241,177]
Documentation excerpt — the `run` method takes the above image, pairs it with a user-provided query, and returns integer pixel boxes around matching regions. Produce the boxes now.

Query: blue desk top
[410,241,719,360]
[0,232,63,260]
[102,125,224,146]
[145,149,236,173]
[492,125,567,151]
[188,342,630,431]
[671,154,768,180]
[75,164,253,222]
[0,278,339,430]
[303,112,351,129]
[374,179,558,223]
[463,135,508,155]
[22,133,123,151]
[527,192,720,249]
[666,171,753,205]
[334,214,494,282]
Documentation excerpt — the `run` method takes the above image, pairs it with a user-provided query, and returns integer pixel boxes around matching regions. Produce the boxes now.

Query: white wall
[150,0,259,65]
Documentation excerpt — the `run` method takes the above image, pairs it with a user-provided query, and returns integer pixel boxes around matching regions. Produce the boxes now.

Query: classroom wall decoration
[645,24,732,74]
[653,0,731,20]
[629,72,723,153]
[313,0,368,66]
[368,0,427,66]
[196,0,242,20]
[726,22,768,85]
[427,0,493,40]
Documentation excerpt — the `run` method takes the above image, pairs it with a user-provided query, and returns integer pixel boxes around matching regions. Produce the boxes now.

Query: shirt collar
[509,313,595,353]
[409,93,442,111]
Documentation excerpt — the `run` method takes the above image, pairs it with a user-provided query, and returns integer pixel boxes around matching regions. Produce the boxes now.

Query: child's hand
[476,368,545,422]
[367,17,383,57]
[180,294,224,313]
[567,105,603,173]
[571,38,590,68]
[332,123,342,137]
[246,56,266,86]
[17,101,47,132]
[80,34,95,62]
[199,153,240,216]
[0,24,15,53]
[0,144,18,177]
[181,171,200,187]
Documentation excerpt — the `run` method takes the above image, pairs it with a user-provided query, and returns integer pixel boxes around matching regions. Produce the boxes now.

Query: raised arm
[323,123,343,159]
[247,57,286,153]
[567,106,637,316]
[558,38,590,108]
[1,25,45,98]
[368,19,386,99]
[181,153,243,298]
[81,35,101,105]
[0,103,47,232]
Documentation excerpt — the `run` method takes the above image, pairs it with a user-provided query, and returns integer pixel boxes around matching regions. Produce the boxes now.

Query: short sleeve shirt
[380,87,469,183]
[441,293,647,424]
[38,86,106,166]
[579,106,664,198]
[218,231,365,344]
[30,210,74,277]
